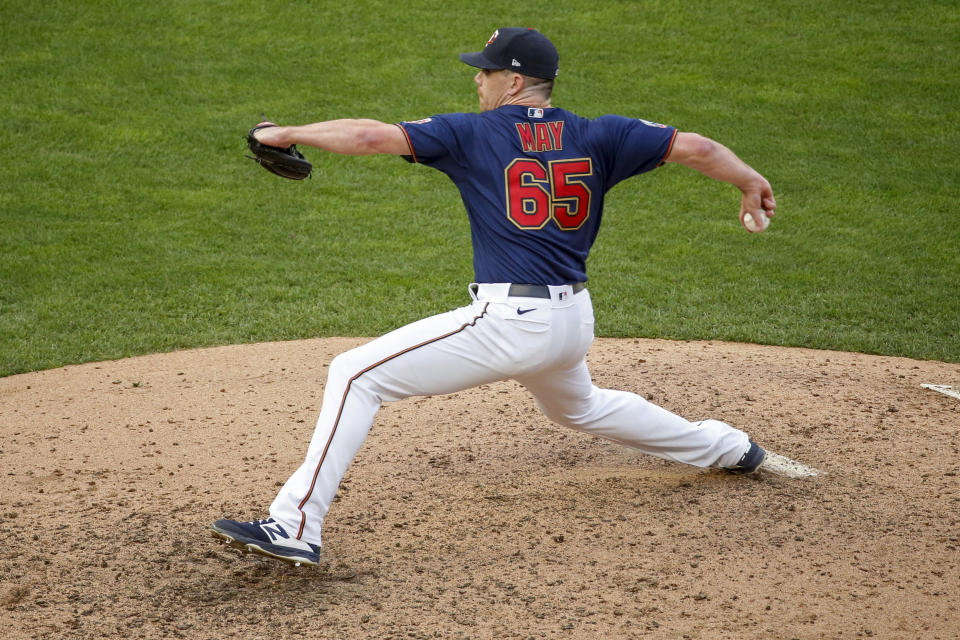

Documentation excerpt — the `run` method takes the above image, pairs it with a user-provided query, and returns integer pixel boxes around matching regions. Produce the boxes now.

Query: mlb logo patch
[528,107,544,119]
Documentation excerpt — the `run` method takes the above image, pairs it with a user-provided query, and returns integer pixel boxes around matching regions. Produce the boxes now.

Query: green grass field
[1,0,957,376]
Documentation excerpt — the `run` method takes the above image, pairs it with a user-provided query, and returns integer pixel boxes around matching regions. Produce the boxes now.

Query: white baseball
[741,209,770,233]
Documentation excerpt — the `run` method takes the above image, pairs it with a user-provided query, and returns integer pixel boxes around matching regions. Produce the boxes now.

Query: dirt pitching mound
[1,338,958,639]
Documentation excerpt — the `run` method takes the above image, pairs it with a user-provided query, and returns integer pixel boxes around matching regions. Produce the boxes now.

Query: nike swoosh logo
[517,307,537,315]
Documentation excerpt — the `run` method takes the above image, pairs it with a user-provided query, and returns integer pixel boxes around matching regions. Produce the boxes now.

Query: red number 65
[504,158,593,231]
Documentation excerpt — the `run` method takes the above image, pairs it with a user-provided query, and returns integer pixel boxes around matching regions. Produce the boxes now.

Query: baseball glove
[245,123,312,180]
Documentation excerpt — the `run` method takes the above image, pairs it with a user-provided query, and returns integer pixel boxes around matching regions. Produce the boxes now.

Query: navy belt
[507,283,586,298]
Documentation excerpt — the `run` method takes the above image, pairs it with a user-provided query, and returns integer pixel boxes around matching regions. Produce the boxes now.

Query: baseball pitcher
[214,27,818,567]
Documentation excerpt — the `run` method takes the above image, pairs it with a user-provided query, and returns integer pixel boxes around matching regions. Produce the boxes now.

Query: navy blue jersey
[399,105,676,284]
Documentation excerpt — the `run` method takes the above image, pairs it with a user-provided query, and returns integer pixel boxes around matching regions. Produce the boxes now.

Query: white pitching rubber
[921,384,960,401]
[760,452,822,478]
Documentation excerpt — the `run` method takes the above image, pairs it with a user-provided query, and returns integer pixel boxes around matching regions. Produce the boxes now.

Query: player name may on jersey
[516,121,564,152]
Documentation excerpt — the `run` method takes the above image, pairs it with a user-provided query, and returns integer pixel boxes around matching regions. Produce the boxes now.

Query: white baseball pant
[270,283,751,545]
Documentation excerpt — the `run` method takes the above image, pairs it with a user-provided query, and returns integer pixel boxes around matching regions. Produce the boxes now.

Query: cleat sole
[210,528,318,567]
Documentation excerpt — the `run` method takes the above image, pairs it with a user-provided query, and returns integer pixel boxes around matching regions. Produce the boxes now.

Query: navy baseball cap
[459,28,559,79]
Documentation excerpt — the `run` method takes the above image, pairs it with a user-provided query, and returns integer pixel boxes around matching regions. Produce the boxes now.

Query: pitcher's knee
[535,386,637,432]
[327,350,384,398]
[327,352,358,385]
[537,400,600,430]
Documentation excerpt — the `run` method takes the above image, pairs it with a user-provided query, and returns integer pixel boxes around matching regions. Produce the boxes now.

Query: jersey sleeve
[397,113,476,169]
[591,115,677,189]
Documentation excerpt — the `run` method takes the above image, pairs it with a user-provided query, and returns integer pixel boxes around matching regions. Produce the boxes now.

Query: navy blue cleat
[211,517,320,567]
[726,440,767,474]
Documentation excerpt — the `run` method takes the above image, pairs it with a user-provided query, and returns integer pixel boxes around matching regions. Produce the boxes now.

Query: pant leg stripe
[295,303,490,539]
